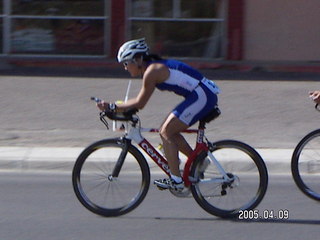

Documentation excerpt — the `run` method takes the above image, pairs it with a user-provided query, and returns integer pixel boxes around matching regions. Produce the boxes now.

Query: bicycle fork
[109,138,131,180]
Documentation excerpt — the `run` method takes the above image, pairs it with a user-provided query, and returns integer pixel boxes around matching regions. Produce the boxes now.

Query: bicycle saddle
[200,106,221,123]
[105,108,139,121]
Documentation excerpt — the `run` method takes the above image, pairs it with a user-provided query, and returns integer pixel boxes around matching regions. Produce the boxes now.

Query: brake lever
[99,112,109,129]
[91,97,110,129]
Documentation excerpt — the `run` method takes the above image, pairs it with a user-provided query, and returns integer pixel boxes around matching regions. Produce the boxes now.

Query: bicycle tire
[291,129,320,201]
[72,138,150,217]
[190,140,268,218]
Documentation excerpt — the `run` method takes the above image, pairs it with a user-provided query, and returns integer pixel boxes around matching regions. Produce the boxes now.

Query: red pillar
[227,0,244,60]
[110,0,126,57]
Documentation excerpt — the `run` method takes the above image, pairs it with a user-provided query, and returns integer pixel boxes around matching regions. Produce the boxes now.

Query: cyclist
[97,38,220,190]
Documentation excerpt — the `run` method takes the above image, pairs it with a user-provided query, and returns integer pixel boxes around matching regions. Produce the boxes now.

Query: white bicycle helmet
[117,38,149,63]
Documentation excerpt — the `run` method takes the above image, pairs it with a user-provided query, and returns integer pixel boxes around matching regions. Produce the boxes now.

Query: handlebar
[91,97,139,129]
[316,104,320,112]
[91,97,102,103]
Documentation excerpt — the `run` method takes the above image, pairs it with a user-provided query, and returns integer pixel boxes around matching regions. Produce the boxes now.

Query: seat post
[198,120,206,129]
[196,121,206,144]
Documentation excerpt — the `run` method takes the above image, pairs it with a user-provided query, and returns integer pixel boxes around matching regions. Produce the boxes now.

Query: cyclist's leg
[160,87,217,177]
[160,113,190,177]
[175,133,193,157]
[156,86,217,189]
[159,115,193,158]
[159,124,192,158]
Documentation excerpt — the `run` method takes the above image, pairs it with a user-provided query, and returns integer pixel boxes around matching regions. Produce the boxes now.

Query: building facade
[0,0,243,61]
[244,0,320,62]
[0,0,318,63]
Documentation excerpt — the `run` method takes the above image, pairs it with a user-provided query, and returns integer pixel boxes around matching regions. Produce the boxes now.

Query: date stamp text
[238,209,289,220]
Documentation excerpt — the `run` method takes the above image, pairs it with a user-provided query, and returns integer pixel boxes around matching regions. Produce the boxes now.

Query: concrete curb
[0,147,83,172]
[0,146,294,174]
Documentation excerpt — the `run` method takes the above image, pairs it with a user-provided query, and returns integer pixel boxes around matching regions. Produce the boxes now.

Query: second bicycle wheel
[190,140,268,218]
[291,129,320,201]
[72,138,150,217]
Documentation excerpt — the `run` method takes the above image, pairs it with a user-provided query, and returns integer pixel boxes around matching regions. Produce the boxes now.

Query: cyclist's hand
[309,91,320,103]
[96,100,109,111]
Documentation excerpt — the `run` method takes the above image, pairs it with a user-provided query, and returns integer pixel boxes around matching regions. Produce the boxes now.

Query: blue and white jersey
[149,59,220,97]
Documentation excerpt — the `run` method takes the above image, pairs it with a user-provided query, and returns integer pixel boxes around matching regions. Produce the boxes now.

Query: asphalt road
[0,172,319,240]
[1,70,320,239]
[1,72,320,149]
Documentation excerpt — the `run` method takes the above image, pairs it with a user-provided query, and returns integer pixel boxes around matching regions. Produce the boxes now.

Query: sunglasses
[123,61,132,67]
[123,59,136,67]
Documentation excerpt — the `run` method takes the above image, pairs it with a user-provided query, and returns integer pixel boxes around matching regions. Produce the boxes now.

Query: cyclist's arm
[116,63,169,110]
[309,91,320,104]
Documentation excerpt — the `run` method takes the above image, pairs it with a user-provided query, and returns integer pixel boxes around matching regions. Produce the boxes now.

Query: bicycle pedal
[221,190,227,196]
[171,188,183,193]
[156,186,167,191]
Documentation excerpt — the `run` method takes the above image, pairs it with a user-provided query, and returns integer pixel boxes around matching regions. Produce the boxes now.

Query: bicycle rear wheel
[291,129,320,201]
[72,138,150,217]
[190,140,268,218]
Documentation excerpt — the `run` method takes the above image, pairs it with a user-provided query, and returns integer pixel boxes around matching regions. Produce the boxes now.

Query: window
[0,0,3,53]
[12,0,104,16]
[0,19,2,53]
[11,18,104,54]
[129,0,226,59]
[9,0,108,56]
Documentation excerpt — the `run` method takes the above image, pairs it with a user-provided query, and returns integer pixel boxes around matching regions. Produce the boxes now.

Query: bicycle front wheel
[291,129,320,201]
[190,140,268,218]
[72,138,150,217]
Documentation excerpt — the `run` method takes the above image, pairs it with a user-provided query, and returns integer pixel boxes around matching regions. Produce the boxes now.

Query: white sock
[170,175,183,183]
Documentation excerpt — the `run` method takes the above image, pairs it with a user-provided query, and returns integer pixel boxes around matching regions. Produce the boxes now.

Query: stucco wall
[244,0,320,61]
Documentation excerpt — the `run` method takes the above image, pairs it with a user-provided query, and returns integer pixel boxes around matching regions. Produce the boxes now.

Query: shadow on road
[234,218,320,225]
[122,215,320,225]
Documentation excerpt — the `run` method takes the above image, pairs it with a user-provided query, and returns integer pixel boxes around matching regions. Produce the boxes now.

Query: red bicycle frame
[137,125,208,187]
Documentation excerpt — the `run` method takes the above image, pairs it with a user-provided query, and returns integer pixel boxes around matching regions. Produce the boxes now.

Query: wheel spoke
[191,140,268,218]
[72,139,150,217]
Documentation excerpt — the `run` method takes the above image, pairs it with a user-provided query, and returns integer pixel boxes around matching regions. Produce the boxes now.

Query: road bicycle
[72,97,268,218]
[291,104,320,201]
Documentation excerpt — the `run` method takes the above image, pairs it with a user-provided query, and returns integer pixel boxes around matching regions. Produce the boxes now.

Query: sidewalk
[0,146,294,174]
[1,75,318,175]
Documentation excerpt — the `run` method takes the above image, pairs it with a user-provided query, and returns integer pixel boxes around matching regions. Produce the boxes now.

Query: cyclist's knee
[160,126,178,142]
[160,114,187,141]
[160,128,170,141]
